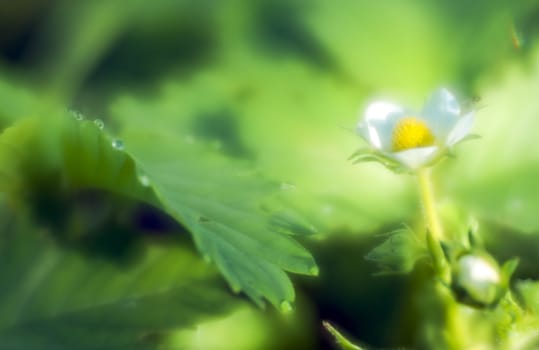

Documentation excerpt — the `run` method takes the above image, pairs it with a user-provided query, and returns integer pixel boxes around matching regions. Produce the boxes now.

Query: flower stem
[418,168,443,240]
[417,168,446,274]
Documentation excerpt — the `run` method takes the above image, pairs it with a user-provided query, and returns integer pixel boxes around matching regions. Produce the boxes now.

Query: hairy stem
[418,168,443,240]
[417,168,446,274]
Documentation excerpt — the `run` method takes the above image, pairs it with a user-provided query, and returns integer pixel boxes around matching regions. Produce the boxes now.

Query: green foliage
[0,105,317,308]
[365,227,428,275]
[0,202,240,350]
[2,0,539,348]
[119,126,318,307]
[0,112,153,201]
[0,102,318,346]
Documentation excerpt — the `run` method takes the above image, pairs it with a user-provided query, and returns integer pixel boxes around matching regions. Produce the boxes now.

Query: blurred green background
[2,0,539,349]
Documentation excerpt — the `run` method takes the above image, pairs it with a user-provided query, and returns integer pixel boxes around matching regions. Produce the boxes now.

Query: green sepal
[446,134,482,159]
[467,228,483,249]
[440,228,517,308]
[440,241,452,262]
[516,281,539,314]
[456,133,482,145]
[436,133,481,163]
[348,148,409,174]
[501,257,519,286]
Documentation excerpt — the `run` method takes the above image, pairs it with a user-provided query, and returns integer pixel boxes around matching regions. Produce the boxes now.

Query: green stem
[418,168,443,240]
[417,168,446,275]
[418,169,464,349]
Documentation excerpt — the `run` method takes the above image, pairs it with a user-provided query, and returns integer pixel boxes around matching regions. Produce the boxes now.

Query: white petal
[447,112,474,146]
[367,125,382,149]
[357,101,405,150]
[390,146,438,169]
[356,122,383,148]
[364,101,403,121]
[421,88,461,140]
[423,88,461,116]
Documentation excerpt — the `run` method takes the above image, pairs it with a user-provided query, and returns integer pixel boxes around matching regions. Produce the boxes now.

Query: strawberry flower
[353,88,474,171]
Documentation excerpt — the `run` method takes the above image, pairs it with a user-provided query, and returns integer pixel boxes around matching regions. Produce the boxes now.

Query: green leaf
[0,203,240,350]
[120,127,318,307]
[365,227,428,275]
[0,109,316,308]
[0,112,151,202]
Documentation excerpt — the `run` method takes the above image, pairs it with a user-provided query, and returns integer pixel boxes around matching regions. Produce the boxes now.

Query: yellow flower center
[391,117,435,152]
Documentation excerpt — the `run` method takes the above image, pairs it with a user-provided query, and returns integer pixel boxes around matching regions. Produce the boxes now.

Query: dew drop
[94,119,104,130]
[71,110,84,121]
[280,300,294,314]
[309,265,320,276]
[202,254,212,263]
[112,139,124,150]
[138,174,150,187]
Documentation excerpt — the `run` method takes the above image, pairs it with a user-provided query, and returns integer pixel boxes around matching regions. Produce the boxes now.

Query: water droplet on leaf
[94,119,104,130]
[112,139,124,150]
[138,174,150,187]
[71,110,84,120]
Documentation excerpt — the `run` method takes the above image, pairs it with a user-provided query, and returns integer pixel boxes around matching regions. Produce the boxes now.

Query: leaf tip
[279,300,294,314]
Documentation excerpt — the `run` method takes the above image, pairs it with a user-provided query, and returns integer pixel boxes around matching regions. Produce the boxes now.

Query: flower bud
[451,253,504,308]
